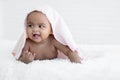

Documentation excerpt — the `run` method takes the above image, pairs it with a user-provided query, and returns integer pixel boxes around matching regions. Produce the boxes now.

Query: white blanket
[0,40,120,80]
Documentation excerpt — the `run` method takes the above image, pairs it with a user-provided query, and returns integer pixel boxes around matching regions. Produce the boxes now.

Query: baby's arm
[52,39,81,63]
[18,40,35,64]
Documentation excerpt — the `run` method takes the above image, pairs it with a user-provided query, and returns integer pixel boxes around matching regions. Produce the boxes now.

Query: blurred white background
[0,0,120,44]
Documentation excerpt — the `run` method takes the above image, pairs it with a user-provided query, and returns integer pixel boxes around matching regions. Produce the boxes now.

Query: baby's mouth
[32,33,40,39]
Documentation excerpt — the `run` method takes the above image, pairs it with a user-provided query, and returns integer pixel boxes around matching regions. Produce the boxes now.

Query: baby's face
[26,11,52,43]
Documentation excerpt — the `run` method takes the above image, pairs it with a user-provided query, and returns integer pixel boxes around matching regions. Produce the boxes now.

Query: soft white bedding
[0,39,120,80]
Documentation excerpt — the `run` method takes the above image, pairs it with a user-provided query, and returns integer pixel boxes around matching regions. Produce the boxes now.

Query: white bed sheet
[0,39,120,80]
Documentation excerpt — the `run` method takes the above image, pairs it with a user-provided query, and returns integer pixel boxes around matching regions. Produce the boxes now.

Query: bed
[0,39,120,80]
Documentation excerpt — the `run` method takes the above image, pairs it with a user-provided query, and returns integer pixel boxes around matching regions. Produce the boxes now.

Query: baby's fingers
[22,50,28,57]
[29,53,35,60]
[27,52,32,56]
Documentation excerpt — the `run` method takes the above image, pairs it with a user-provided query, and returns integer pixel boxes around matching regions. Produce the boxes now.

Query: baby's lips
[33,34,40,39]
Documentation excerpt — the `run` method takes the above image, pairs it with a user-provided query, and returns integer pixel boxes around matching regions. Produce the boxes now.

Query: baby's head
[26,10,52,43]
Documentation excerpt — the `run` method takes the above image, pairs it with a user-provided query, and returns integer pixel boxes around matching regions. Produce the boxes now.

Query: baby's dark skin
[18,11,81,64]
[19,35,81,64]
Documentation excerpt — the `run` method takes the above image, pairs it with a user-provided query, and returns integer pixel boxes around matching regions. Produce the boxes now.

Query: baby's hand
[22,50,36,64]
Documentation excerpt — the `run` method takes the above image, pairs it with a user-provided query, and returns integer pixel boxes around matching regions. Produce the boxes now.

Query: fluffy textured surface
[0,40,120,80]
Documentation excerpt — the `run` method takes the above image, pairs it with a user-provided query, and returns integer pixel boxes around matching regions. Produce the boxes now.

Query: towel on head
[12,6,81,59]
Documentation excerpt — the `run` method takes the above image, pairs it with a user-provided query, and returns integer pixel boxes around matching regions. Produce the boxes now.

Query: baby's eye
[28,24,33,28]
[39,25,45,29]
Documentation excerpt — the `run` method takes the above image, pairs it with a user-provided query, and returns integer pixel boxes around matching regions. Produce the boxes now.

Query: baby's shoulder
[49,35,62,46]
[49,35,57,43]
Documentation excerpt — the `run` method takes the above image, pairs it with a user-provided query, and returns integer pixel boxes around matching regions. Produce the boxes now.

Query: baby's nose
[33,26,39,32]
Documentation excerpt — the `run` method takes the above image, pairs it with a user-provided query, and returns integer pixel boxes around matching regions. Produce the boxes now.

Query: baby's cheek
[27,31,32,37]
[27,30,31,34]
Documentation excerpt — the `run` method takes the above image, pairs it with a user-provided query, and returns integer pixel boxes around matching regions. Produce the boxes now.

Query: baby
[18,10,81,64]
[17,10,81,64]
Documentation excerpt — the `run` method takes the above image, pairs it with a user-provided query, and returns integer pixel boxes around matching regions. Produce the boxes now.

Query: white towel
[12,6,81,59]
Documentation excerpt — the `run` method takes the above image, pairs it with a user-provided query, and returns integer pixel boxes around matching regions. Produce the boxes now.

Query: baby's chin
[32,39,42,43]
[29,37,42,43]
[29,36,48,43]
[31,35,42,42]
